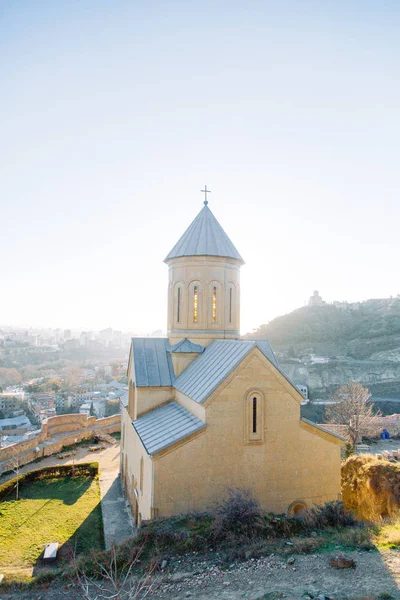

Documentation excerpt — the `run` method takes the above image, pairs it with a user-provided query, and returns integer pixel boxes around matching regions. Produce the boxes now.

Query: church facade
[120,201,344,524]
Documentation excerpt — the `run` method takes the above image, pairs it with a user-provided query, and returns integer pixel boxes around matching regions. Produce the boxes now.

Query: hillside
[249,298,400,360]
[247,298,400,401]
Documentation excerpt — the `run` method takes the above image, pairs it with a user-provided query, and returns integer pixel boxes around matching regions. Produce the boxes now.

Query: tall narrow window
[193,286,198,322]
[212,286,217,323]
[246,391,264,443]
[252,397,257,433]
[177,287,181,323]
[229,287,233,323]
[140,456,144,493]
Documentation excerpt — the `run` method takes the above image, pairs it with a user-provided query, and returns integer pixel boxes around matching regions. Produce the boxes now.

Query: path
[97,443,136,549]
[0,438,135,549]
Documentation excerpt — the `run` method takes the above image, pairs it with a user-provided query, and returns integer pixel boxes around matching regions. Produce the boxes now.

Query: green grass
[0,475,104,569]
[374,519,400,550]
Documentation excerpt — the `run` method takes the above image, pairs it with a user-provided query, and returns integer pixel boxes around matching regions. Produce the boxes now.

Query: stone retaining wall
[0,413,120,474]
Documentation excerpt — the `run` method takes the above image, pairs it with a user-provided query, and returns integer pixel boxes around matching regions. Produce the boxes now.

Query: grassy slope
[0,476,103,568]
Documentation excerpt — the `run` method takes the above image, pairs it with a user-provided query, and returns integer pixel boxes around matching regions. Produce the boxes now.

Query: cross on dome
[201,185,211,205]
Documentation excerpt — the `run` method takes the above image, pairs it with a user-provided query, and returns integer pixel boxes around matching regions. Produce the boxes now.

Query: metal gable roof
[133,401,205,455]
[174,339,279,404]
[120,390,129,408]
[132,338,175,387]
[169,338,205,353]
[164,203,244,263]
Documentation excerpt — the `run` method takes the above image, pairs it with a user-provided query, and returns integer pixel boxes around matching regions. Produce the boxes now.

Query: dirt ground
[2,549,400,600]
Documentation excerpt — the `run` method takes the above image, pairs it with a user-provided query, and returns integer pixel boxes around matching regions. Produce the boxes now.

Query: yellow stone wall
[136,387,172,418]
[171,352,200,377]
[121,406,153,523]
[128,355,173,419]
[150,349,342,516]
[166,255,241,346]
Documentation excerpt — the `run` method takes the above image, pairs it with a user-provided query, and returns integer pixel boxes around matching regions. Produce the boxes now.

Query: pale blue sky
[1,1,399,334]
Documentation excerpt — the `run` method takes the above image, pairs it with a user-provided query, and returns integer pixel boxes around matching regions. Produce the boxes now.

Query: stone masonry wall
[0,413,120,474]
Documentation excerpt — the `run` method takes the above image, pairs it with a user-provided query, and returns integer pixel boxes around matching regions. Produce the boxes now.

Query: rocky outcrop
[281,359,400,399]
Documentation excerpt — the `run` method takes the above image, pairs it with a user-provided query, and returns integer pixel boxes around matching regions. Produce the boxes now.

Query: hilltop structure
[120,199,344,523]
[309,290,325,307]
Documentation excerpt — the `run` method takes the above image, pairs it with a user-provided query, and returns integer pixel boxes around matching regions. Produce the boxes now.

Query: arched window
[228,283,235,325]
[193,286,198,322]
[189,280,202,325]
[212,286,217,323]
[245,390,264,443]
[177,287,181,323]
[252,396,257,433]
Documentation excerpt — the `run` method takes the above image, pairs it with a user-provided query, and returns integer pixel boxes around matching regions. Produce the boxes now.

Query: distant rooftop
[164,202,244,264]
[0,415,31,428]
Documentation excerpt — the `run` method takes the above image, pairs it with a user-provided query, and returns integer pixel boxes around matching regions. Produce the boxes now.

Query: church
[120,198,344,524]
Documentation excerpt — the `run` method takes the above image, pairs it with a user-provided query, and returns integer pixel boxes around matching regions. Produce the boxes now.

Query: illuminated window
[193,286,198,322]
[229,287,233,323]
[252,397,257,433]
[212,286,217,323]
[177,287,181,323]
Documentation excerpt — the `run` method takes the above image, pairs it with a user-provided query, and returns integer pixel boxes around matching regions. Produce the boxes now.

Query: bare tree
[326,381,381,447]
[72,543,158,600]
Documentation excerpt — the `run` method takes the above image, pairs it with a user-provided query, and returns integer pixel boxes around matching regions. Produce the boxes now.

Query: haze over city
[2,1,400,334]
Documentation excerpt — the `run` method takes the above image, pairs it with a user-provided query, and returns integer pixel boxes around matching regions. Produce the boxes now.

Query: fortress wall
[0,413,121,474]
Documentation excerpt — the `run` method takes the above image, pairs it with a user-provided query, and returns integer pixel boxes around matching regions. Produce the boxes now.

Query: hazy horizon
[2,1,400,335]
[2,289,399,336]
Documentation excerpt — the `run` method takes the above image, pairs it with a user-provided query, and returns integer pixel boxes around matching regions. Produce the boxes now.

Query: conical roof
[164,202,244,264]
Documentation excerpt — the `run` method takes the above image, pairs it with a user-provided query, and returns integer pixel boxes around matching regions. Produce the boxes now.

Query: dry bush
[342,454,400,520]
[212,488,265,540]
[290,536,322,554]
[72,543,157,600]
[298,500,357,530]
[337,527,375,550]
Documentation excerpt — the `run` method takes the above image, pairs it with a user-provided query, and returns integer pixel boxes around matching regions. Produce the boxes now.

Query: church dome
[164,202,244,264]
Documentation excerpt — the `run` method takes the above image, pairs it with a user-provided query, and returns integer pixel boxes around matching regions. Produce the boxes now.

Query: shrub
[290,536,322,553]
[264,514,306,538]
[212,488,265,539]
[299,501,357,530]
[138,512,213,553]
[344,442,355,459]
[337,527,375,550]
[342,454,400,519]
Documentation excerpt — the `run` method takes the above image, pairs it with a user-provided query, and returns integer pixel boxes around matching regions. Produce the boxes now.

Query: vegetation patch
[0,464,103,572]
[342,454,400,520]
[75,492,367,579]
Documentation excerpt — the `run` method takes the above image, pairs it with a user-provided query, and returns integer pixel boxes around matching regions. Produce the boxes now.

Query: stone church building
[121,200,344,524]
